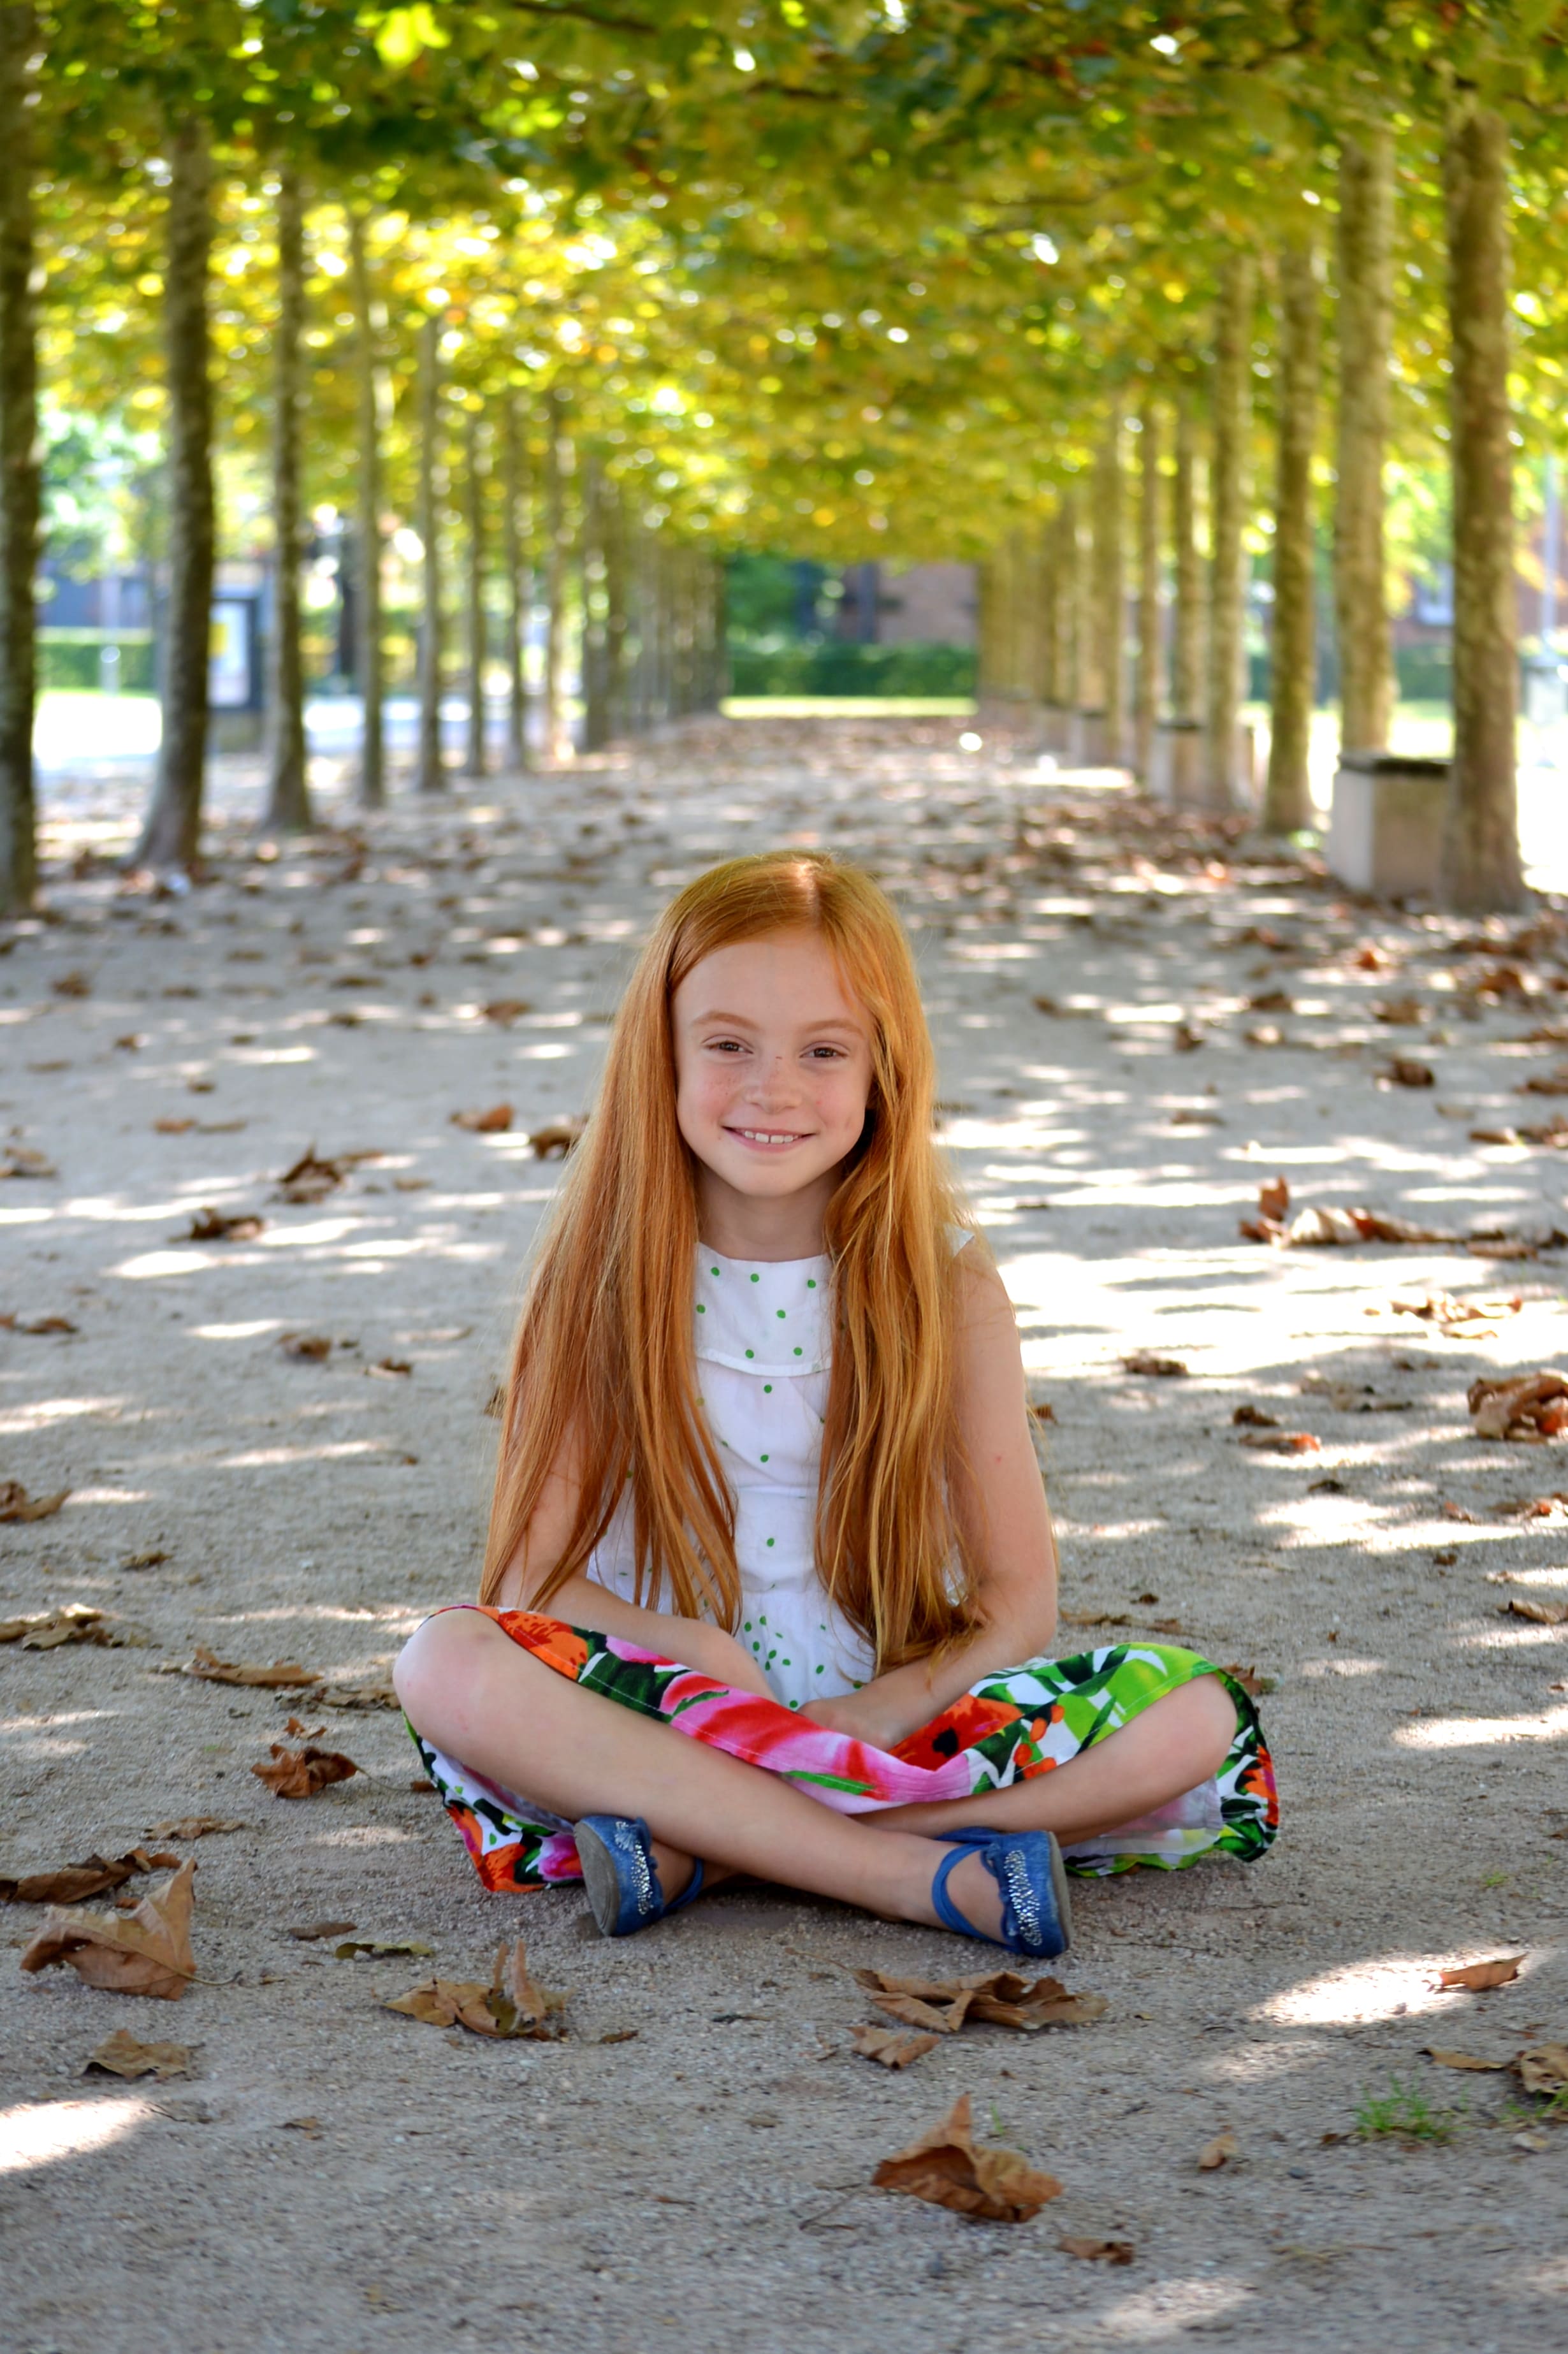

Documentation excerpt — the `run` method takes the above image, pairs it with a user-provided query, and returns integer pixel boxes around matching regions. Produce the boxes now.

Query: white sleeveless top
[585,1244,878,1710]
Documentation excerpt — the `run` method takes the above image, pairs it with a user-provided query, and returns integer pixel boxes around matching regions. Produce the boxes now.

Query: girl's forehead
[674,929,864,1013]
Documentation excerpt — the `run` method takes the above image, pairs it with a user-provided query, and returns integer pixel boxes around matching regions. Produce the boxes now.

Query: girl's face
[671,929,874,1208]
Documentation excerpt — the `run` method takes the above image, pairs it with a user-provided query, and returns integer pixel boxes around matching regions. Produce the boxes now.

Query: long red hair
[480,851,980,1667]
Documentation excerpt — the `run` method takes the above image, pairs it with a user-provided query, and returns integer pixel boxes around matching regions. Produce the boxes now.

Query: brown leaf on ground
[1247,989,1294,1014]
[252,1742,360,1799]
[1220,1664,1277,1698]
[83,2029,192,2081]
[281,1716,325,1740]
[154,1116,196,1135]
[1353,943,1392,972]
[1197,2130,1238,2170]
[1172,1021,1203,1052]
[1374,997,1425,1026]
[1,1849,178,1905]
[122,1547,168,1569]
[1437,1956,1522,1993]
[1469,1372,1568,1442]
[1515,2043,1568,2097]
[1394,1291,1521,1335]
[10,1314,76,1335]
[310,1679,398,1711]
[1059,1608,1129,1628]
[384,1939,567,2040]
[0,1146,57,1179]
[1240,1187,1457,1249]
[1238,1430,1321,1455]
[530,1117,587,1159]
[481,999,532,1025]
[278,1332,333,1362]
[450,1103,512,1133]
[872,2092,1062,2223]
[1059,2235,1135,2265]
[850,2025,939,2068]
[20,1860,196,2000]
[1121,1351,1187,1377]
[275,1149,346,1205]
[1232,1404,1280,1428]
[1258,1175,1291,1224]
[147,1819,243,1840]
[1493,1492,1568,1520]
[1421,2047,1511,2071]
[333,1938,434,1959]
[287,1920,358,1941]
[185,1644,321,1689]
[1470,1126,1521,1145]
[52,969,91,997]
[856,1967,1105,2035]
[1381,1058,1435,1089]
[180,1207,265,1243]
[1,1603,120,1646]
[1476,962,1532,998]
[0,1485,71,1527]
[1503,1597,1568,1626]
[1243,1023,1285,1049]
[367,1357,412,1379]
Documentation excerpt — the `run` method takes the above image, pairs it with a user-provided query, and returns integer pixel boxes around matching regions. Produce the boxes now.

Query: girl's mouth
[726,1126,809,1149]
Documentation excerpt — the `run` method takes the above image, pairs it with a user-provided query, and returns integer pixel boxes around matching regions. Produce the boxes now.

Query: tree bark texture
[348,213,384,806]
[261,167,310,832]
[1092,410,1125,750]
[1263,231,1321,834]
[1172,391,1201,722]
[1205,251,1255,810]
[463,402,486,778]
[581,453,610,750]
[1333,129,1395,756]
[1442,104,1525,912]
[135,118,215,869]
[544,395,569,760]
[502,394,529,767]
[1037,521,1059,706]
[414,314,444,793]
[1135,402,1161,783]
[0,2,38,914]
[1055,490,1082,711]
[604,474,628,736]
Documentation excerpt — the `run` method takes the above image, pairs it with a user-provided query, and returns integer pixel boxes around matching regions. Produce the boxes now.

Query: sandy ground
[3,711,1567,2354]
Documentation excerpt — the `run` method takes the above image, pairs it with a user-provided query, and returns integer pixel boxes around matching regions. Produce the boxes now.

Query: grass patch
[1354,2076,1464,2144]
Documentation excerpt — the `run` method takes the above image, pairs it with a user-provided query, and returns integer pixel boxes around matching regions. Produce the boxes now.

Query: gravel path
[3,712,1565,2353]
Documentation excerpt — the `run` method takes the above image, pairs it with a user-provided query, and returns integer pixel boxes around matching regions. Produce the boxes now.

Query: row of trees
[3,4,1565,915]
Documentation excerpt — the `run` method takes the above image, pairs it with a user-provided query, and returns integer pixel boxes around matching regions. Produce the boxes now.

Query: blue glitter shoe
[929,1826,1072,1959]
[574,1813,706,1939]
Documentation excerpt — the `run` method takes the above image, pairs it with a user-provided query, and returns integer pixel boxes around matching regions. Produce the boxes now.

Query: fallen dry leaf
[1197,2130,1238,2171]
[1502,1598,1568,1626]
[1238,1430,1321,1455]
[1258,1175,1291,1224]
[179,1207,265,1244]
[8,1313,76,1335]
[530,1116,587,1159]
[1220,1664,1277,1698]
[122,1547,168,1570]
[481,998,532,1025]
[275,1149,345,1205]
[872,2092,1061,2224]
[1240,1182,1457,1249]
[856,1966,1106,2035]
[1469,1372,1568,1442]
[1518,1066,1568,1096]
[154,1116,196,1135]
[278,1332,333,1363]
[147,1819,243,1841]
[0,1146,56,1179]
[185,1644,321,1689]
[367,1357,412,1379]
[1247,988,1294,1014]
[1421,2047,1511,2072]
[333,1938,433,1960]
[309,1678,398,1711]
[0,1602,120,1645]
[252,1741,360,1799]
[0,1485,71,1527]
[83,2028,191,2081]
[450,1103,512,1133]
[1232,1404,1279,1428]
[287,1920,358,1942]
[1437,1956,1522,1993]
[1374,996,1425,1026]
[384,1938,567,2040]
[1516,2042,1568,2097]
[1059,2235,1135,2265]
[20,1859,196,2000]
[1394,1291,1521,1335]
[1121,1352,1187,1378]
[1381,1057,1435,1088]
[850,2024,939,2069]
[1,1849,178,1905]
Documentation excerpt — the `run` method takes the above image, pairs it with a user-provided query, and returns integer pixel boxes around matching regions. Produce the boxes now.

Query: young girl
[396,853,1276,1956]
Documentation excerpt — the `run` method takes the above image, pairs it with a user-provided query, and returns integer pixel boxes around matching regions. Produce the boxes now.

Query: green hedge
[728,640,977,697]
[40,636,156,694]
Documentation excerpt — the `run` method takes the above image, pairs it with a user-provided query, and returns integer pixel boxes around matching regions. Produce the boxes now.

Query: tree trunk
[1037,521,1059,706]
[1093,409,1125,755]
[1172,391,1201,722]
[463,401,486,778]
[1204,250,1255,810]
[604,473,628,737]
[414,313,444,793]
[1055,490,1081,713]
[0,2,38,915]
[261,166,310,832]
[1263,230,1321,834]
[1442,103,1525,912]
[134,117,214,869]
[543,395,569,760]
[1333,129,1395,756]
[580,453,609,750]
[1134,400,1161,784]
[501,393,529,769]
[347,212,384,808]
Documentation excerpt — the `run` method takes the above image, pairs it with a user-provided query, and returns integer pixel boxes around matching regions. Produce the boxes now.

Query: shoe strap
[665,1858,704,1916]
[930,1842,1005,1947]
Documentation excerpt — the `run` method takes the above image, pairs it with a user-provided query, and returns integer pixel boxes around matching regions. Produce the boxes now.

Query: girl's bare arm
[490,1434,775,1697]
[802,1254,1058,1747]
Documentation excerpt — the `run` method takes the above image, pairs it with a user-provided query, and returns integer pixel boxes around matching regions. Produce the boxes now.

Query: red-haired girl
[396,854,1276,1954]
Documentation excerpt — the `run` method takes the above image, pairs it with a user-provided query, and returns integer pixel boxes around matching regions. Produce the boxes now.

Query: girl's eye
[708,1038,746,1054]
[807,1045,845,1060]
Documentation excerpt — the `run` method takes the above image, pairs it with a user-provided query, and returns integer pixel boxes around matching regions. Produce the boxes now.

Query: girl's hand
[797,1686,913,1750]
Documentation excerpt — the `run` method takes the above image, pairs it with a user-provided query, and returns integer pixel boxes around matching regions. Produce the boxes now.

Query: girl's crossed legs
[395,1609,1240,1940]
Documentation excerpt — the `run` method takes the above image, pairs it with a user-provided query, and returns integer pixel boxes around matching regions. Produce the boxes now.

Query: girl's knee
[1188,1670,1241,1770]
[394,1609,506,1734]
